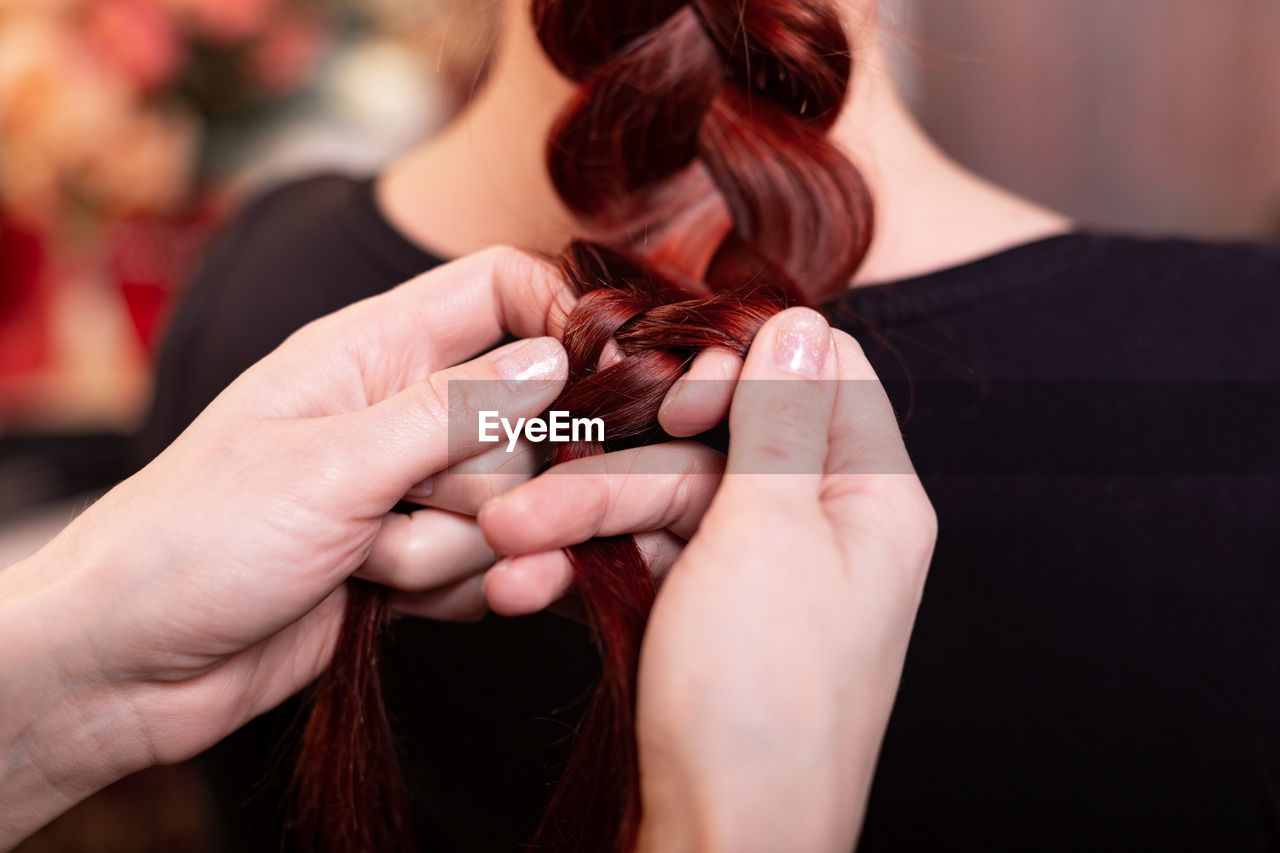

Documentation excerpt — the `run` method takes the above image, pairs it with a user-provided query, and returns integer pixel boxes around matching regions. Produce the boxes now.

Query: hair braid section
[533,0,874,300]
[532,242,800,852]
[528,1,873,849]
[289,3,873,851]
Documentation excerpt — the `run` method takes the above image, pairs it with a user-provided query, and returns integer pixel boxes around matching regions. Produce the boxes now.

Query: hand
[468,351,744,618]
[631,308,937,853]
[0,247,575,849]
[476,440,726,616]
[362,305,744,621]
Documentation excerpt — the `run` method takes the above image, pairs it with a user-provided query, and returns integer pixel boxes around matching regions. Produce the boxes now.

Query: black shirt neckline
[347,175,1098,326]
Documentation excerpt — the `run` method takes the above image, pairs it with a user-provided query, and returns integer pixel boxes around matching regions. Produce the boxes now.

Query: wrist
[0,526,153,849]
[634,711,882,853]
[635,762,855,853]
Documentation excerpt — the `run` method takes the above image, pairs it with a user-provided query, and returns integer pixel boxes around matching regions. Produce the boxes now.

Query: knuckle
[764,395,815,431]
[668,470,700,528]
[906,487,939,571]
[869,477,938,578]
[420,372,453,424]
[462,474,504,508]
[749,420,820,469]
[399,528,437,583]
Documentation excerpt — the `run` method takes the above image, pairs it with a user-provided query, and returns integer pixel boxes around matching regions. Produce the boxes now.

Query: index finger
[336,245,577,373]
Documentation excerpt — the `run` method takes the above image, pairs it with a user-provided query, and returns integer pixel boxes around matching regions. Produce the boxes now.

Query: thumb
[319,337,568,510]
[719,308,838,508]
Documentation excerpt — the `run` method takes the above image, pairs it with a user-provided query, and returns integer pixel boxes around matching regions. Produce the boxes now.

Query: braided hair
[295,2,874,851]
[534,6,871,844]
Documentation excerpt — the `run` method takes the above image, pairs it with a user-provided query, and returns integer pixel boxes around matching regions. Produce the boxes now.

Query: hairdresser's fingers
[355,509,495,592]
[405,441,544,514]
[635,528,685,582]
[387,574,488,623]
[483,551,573,617]
[319,336,566,508]
[477,442,724,556]
[484,530,684,617]
[823,329,915,479]
[720,307,838,501]
[820,330,935,569]
[657,347,743,437]
[314,247,576,377]
[205,586,348,731]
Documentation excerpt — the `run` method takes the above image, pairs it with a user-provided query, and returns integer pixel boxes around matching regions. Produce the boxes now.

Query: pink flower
[164,0,275,44]
[248,8,328,97]
[83,0,185,92]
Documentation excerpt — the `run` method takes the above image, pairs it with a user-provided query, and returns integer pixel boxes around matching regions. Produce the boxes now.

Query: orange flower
[0,16,132,226]
[82,107,199,217]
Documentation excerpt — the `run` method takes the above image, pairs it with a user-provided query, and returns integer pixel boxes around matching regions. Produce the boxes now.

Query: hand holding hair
[632,308,936,853]
[478,307,935,852]
[0,247,576,851]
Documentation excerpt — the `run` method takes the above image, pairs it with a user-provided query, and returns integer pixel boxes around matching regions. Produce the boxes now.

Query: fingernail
[658,375,688,418]
[489,557,513,573]
[406,475,434,499]
[493,337,564,388]
[773,309,830,379]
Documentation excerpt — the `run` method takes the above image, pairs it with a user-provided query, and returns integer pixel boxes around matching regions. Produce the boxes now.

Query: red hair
[295,1,873,850]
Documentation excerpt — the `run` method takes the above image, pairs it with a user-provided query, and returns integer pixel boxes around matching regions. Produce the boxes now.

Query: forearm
[0,536,149,851]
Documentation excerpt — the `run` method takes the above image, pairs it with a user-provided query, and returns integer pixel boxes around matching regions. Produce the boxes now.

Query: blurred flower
[0,0,79,16]
[82,107,200,217]
[0,0,341,404]
[0,0,334,229]
[0,16,133,226]
[249,7,329,97]
[0,215,52,380]
[327,39,432,130]
[162,0,275,44]
[83,0,185,92]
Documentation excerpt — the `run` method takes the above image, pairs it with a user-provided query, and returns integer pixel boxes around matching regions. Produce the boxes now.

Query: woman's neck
[378,2,1071,287]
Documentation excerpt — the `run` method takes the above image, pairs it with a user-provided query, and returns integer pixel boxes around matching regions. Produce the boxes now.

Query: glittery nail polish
[773,309,830,378]
[493,337,564,388]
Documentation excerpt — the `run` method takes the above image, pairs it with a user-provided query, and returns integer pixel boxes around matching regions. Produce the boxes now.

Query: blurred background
[1,0,1278,846]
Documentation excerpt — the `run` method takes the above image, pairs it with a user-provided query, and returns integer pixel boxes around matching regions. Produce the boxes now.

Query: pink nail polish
[493,338,564,387]
[773,309,830,378]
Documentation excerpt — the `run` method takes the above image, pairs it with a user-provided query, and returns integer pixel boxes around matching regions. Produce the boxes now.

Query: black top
[147,174,1280,852]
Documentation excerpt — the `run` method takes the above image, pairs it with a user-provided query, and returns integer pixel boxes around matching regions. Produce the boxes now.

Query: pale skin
[2,0,1053,847]
[378,0,1071,283]
[0,253,934,851]
[378,0,1071,613]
